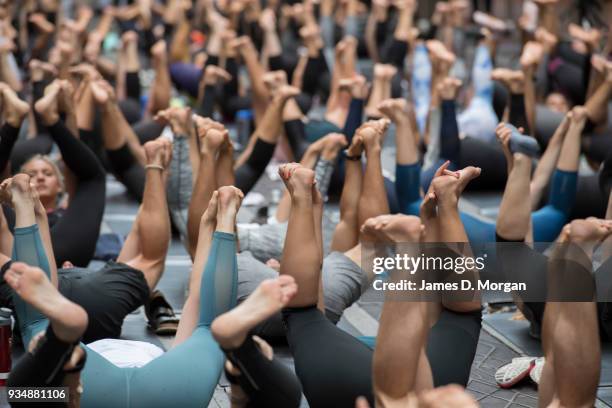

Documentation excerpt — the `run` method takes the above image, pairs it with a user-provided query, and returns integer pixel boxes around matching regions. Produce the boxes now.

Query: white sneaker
[495,357,536,389]
[529,357,545,386]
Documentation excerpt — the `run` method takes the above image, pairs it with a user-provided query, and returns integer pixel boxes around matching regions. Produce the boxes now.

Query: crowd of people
[0,0,611,406]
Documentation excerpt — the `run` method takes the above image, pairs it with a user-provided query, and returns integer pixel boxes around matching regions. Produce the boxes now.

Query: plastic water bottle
[0,308,12,386]
[235,109,254,152]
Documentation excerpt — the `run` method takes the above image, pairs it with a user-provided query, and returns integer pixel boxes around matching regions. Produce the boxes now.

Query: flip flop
[145,290,180,335]
[495,357,536,389]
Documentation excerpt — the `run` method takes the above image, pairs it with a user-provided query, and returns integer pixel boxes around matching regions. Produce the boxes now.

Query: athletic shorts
[59,261,150,343]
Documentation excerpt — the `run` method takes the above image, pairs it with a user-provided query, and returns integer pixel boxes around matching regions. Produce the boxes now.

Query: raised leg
[173,186,242,347]
[358,119,391,228]
[117,139,172,290]
[278,164,319,307]
[331,135,364,252]
[497,153,533,241]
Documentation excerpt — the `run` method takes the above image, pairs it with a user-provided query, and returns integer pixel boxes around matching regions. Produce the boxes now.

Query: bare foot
[201,128,228,155]
[520,41,544,69]
[144,139,171,169]
[265,258,281,272]
[568,23,601,52]
[430,165,481,206]
[229,36,253,54]
[535,28,558,54]
[29,59,57,82]
[299,24,323,52]
[348,75,368,99]
[437,77,462,100]
[211,276,298,349]
[361,214,424,243]
[69,63,102,82]
[279,163,316,200]
[121,30,139,49]
[202,65,232,86]
[495,122,513,170]
[0,83,29,128]
[419,190,438,222]
[150,40,167,64]
[321,133,348,160]
[216,185,244,231]
[569,105,588,127]
[34,81,61,125]
[4,262,87,343]
[346,134,364,158]
[335,36,358,67]
[259,8,276,32]
[377,98,410,124]
[374,63,397,80]
[263,70,288,93]
[201,190,219,227]
[563,218,612,245]
[272,85,300,103]
[427,40,456,74]
[90,80,110,105]
[491,68,525,94]
[472,11,507,32]
[29,13,55,34]
[357,119,389,152]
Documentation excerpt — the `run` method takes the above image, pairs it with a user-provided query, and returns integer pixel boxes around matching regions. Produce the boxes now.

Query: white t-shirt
[87,339,164,368]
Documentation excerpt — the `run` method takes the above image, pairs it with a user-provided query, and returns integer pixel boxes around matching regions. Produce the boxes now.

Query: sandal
[495,357,536,389]
[145,290,180,335]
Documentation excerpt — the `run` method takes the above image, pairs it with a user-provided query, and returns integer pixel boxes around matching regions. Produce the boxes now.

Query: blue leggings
[396,163,577,243]
[13,228,238,408]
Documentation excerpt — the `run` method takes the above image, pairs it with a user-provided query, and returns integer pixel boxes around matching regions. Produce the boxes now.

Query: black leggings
[125,71,141,103]
[283,306,374,408]
[235,139,277,194]
[438,100,508,191]
[283,306,481,407]
[284,119,309,162]
[570,174,607,219]
[204,57,250,120]
[8,325,83,408]
[0,123,20,175]
[132,119,165,145]
[582,131,612,163]
[302,50,330,98]
[106,143,146,201]
[5,120,106,267]
[223,335,302,408]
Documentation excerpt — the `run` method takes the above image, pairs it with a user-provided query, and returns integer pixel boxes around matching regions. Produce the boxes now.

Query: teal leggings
[13,228,238,408]
[12,225,51,346]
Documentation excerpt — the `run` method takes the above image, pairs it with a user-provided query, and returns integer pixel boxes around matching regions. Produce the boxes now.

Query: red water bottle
[0,307,12,386]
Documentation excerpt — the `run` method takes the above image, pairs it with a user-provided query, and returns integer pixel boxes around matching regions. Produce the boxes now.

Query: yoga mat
[120,310,166,350]
[483,312,612,388]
